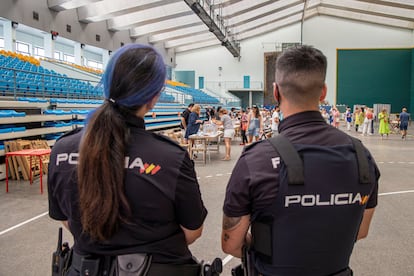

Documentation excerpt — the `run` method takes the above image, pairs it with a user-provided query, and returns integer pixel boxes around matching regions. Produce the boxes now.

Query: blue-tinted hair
[99,44,166,107]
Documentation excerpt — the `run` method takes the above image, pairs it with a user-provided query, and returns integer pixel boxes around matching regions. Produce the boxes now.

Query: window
[33,47,45,58]
[16,41,30,54]
[0,38,4,49]
[87,59,103,70]
[54,51,61,60]
[64,54,75,63]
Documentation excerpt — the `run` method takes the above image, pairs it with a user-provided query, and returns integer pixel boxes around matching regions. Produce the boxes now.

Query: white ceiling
[48,0,414,54]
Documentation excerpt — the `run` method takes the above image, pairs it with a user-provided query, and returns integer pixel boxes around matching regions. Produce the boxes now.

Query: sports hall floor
[0,124,413,276]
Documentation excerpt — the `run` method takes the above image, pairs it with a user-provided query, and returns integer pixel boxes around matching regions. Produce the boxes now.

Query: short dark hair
[276,45,327,105]
[188,103,194,108]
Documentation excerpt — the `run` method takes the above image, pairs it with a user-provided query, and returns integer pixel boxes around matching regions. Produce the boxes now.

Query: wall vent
[33,11,39,21]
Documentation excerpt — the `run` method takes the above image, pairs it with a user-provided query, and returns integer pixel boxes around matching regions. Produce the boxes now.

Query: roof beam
[228,0,303,27]
[320,0,414,21]
[221,0,279,18]
[233,4,304,34]
[149,25,208,43]
[317,6,414,30]
[165,33,216,48]
[129,15,203,37]
[77,0,182,23]
[107,2,193,31]
[175,39,220,53]
[237,13,303,40]
[211,0,243,9]
[357,0,414,10]
[48,0,101,12]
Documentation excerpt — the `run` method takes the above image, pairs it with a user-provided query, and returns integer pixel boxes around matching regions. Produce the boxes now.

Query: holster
[231,245,255,276]
[115,253,152,276]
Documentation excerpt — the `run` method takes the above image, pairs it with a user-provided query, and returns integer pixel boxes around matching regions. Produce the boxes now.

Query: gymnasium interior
[0,1,413,275]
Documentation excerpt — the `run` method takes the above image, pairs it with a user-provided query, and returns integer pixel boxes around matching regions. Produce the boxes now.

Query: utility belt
[52,228,222,276]
[71,251,204,276]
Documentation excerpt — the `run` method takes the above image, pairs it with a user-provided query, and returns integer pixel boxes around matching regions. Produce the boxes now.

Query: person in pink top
[331,106,340,128]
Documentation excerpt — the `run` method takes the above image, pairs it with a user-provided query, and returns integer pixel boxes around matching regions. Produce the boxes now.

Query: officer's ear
[273,82,280,102]
[147,94,160,111]
[319,84,327,102]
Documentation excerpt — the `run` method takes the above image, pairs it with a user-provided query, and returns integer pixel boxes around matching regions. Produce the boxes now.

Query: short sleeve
[223,156,251,217]
[174,155,207,230]
[223,143,280,217]
[48,147,68,221]
[366,161,380,209]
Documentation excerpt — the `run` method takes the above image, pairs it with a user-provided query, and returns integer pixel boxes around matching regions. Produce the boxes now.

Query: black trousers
[241,129,248,144]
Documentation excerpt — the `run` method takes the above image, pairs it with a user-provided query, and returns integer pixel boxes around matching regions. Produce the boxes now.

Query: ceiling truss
[47,0,414,55]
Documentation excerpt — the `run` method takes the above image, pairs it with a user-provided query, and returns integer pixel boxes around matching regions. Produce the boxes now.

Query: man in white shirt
[271,106,280,136]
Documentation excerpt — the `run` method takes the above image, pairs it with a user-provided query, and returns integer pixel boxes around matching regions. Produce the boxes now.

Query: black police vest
[251,135,375,276]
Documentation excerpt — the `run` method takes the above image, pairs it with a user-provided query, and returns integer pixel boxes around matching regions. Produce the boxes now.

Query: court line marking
[222,254,234,266]
[1,188,414,261]
[378,190,414,196]
[376,161,414,164]
[0,211,48,236]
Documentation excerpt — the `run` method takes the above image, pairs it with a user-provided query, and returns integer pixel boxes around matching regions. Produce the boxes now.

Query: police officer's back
[48,44,207,276]
[221,45,379,276]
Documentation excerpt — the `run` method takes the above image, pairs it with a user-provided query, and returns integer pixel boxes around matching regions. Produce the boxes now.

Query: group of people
[48,44,379,276]
[322,105,410,140]
[179,103,284,161]
[228,105,283,145]
[180,103,235,161]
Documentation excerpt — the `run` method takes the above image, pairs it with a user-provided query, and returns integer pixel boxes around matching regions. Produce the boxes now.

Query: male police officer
[221,45,379,276]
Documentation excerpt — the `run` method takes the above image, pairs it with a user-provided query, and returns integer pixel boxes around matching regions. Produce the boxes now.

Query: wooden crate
[4,139,50,180]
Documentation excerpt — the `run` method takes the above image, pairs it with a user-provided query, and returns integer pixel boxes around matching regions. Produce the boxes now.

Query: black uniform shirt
[48,114,207,264]
[180,108,191,129]
[223,110,379,217]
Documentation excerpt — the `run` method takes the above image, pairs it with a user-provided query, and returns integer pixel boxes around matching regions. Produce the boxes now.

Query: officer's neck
[280,101,320,119]
[135,97,159,118]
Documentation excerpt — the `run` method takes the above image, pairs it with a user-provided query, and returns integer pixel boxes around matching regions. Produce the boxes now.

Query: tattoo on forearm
[223,233,230,242]
[223,216,242,230]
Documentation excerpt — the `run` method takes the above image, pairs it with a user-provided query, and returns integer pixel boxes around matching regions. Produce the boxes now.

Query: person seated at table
[215,108,234,161]
[185,104,204,139]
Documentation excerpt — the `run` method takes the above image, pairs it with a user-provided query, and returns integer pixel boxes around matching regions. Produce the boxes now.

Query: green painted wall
[337,49,412,113]
[175,70,195,88]
[410,49,414,114]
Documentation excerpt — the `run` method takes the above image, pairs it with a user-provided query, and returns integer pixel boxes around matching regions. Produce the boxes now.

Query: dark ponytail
[77,102,131,241]
[77,44,166,241]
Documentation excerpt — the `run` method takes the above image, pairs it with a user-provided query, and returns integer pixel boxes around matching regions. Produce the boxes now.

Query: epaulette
[56,127,83,141]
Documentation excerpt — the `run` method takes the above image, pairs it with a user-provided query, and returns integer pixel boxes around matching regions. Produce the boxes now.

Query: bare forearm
[221,215,251,258]
[62,221,69,231]
[357,208,375,240]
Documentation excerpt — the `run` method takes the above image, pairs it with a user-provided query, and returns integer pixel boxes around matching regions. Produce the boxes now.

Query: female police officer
[48,44,207,275]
